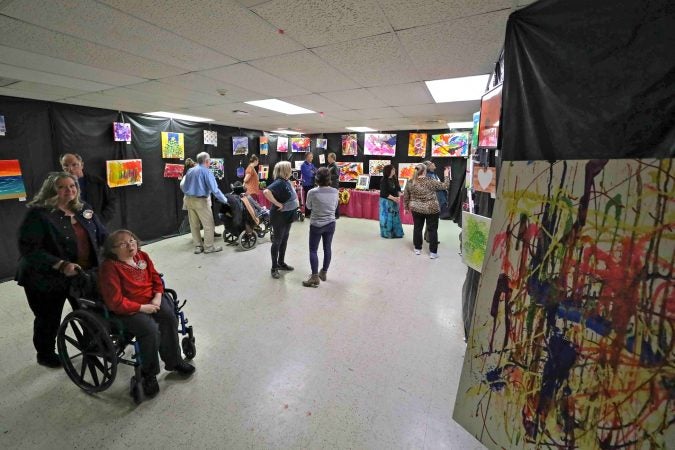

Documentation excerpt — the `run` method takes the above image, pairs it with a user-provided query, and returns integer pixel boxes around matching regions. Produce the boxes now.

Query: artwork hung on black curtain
[260,136,269,155]
[113,122,131,143]
[478,84,502,149]
[161,132,184,159]
[0,159,27,200]
[203,130,217,146]
[277,136,288,153]
[0,115,5,136]
[233,136,248,155]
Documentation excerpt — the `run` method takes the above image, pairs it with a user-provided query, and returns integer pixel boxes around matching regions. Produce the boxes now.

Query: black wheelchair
[56,272,195,404]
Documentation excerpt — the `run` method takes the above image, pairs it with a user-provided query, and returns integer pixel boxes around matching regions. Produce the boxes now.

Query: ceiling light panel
[245,99,315,115]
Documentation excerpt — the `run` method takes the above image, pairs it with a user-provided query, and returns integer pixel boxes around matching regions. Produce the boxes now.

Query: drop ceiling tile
[252,0,392,48]
[5,81,90,98]
[367,82,434,106]
[101,0,302,61]
[249,50,360,92]
[279,94,348,113]
[355,107,403,120]
[0,63,114,91]
[124,81,226,106]
[322,109,368,121]
[157,73,265,104]
[378,0,511,30]
[319,89,387,109]
[0,16,185,79]
[0,87,73,101]
[179,103,279,118]
[398,10,510,80]
[394,100,479,119]
[237,0,271,6]
[93,87,204,109]
[313,33,420,87]
[201,63,309,97]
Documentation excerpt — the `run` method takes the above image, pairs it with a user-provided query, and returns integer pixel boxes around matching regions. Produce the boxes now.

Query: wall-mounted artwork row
[106,159,142,188]
[163,163,183,179]
[461,211,491,272]
[336,162,363,182]
[233,136,248,155]
[277,136,288,153]
[431,132,469,157]
[408,133,427,157]
[291,137,311,152]
[260,136,269,155]
[368,159,389,177]
[316,138,327,150]
[454,158,674,450]
[204,130,218,146]
[161,132,184,159]
[341,134,357,156]
[113,122,131,143]
[364,133,396,156]
[0,159,27,200]
[209,158,224,180]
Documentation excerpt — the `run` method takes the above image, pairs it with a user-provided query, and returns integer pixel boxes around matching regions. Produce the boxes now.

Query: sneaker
[318,270,327,282]
[302,274,320,288]
[142,375,160,397]
[430,253,439,259]
[194,246,204,254]
[414,249,421,255]
[167,361,195,376]
[278,263,294,271]
[203,246,223,254]
[271,269,280,279]
[37,353,62,368]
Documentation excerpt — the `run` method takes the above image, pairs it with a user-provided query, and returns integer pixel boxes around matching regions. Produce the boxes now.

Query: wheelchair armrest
[77,298,99,308]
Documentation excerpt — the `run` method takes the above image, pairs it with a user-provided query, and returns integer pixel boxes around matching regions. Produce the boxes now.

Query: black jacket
[80,172,117,224]
[327,162,339,189]
[15,205,108,291]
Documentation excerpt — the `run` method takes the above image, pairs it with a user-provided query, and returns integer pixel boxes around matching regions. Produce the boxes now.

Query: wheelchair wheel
[130,375,144,405]
[57,310,117,393]
[224,232,237,244]
[256,221,269,238]
[239,230,257,250]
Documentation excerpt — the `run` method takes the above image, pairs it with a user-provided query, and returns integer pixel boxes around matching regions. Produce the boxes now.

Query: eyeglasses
[114,239,137,248]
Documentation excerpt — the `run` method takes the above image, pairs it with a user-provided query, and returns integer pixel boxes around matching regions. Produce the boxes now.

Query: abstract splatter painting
[472,111,480,150]
[336,162,363,182]
[277,136,288,153]
[408,133,427,157]
[163,163,183,179]
[369,159,389,176]
[461,211,491,272]
[233,136,249,155]
[291,137,311,152]
[204,130,218,146]
[431,132,469,157]
[161,132,184,159]
[113,122,131,143]
[316,138,327,150]
[341,134,357,156]
[398,162,416,180]
[209,158,224,180]
[260,136,269,155]
[364,133,396,156]
[454,159,674,449]
[106,159,142,188]
[0,159,26,200]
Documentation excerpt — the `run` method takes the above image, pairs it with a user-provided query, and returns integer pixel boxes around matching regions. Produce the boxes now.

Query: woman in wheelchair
[99,229,195,398]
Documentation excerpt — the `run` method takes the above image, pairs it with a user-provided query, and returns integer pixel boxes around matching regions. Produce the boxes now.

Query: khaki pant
[184,196,215,250]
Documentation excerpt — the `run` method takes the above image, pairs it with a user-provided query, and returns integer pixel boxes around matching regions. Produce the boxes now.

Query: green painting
[461,211,491,272]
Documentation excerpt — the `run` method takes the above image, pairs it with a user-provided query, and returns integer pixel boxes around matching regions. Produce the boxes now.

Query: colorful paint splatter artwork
[431,132,469,157]
[291,137,311,152]
[277,136,288,153]
[461,211,491,272]
[209,158,224,180]
[478,84,502,149]
[161,132,184,159]
[260,136,269,155]
[336,162,363,182]
[364,133,396,156]
[471,111,480,150]
[233,136,248,155]
[316,138,327,150]
[408,133,427,157]
[0,159,26,200]
[258,165,269,180]
[341,134,357,156]
[163,163,183,179]
[106,159,142,188]
[398,162,416,180]
[113,122,131,143]
[454,159,675,449]
[204,130,218,146]
[369,159,389,176]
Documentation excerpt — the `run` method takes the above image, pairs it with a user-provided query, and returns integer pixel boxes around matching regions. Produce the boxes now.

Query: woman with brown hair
[379,164,404,239]
[244,154,260,201]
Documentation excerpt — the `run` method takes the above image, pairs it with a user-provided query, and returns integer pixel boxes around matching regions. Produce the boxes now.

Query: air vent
[0,77,20,87]
[233,110,249,115]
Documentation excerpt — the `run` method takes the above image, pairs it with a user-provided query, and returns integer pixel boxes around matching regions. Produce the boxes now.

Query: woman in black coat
[16,172,107,368]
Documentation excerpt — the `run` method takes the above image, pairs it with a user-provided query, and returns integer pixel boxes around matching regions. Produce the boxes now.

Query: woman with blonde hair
[403,163,451,259]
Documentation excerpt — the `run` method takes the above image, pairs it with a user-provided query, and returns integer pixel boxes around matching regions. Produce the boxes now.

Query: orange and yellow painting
[0,159,26,200]
[106,159,143,188]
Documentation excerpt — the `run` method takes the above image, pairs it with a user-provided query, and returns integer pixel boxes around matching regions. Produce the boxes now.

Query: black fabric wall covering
[501,0,675,161]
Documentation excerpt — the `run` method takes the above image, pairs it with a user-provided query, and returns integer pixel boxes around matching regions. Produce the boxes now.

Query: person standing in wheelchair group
[263,161,298,279]
[99,229,195,398]
[300,152,317,218]
[16,172,108,368]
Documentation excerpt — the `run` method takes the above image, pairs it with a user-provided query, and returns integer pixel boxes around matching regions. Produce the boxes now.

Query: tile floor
[0,217,484,449]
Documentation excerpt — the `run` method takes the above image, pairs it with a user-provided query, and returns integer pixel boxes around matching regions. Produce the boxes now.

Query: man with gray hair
[181,152,228,254]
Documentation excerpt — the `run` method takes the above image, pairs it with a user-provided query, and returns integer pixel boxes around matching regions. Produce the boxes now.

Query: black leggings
[413,212,439,253]
[270,216,292,269]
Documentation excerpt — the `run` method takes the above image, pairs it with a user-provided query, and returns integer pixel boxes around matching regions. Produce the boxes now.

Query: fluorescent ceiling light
[245,99,315,115]
[346,126,376,132]
[425,74,490,103]
[271,129,303,135]
[447,121,474,129]
[145,111,214,122]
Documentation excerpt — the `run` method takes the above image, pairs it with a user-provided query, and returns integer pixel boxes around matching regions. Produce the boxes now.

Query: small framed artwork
[478,83,502,149]
[355,175,370,190]
[398,178,408,191]
[319,154,325,164]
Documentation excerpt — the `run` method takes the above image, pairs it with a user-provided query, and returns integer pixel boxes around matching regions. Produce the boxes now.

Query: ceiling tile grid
[366,82,435,106]
[377,0,512,30]
[319,89,388,110]
[278,94,349,113]
[156,74,265,104]
[200,63,310,98]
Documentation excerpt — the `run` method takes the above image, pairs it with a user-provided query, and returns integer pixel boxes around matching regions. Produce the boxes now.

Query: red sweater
[99,250,164,315]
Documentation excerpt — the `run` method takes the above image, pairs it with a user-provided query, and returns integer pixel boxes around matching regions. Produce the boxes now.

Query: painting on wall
[291,137,311,152]
[364,133,396,156]
[209,158,224,180]
[161,132,184,159]
[471,111,480,150]
[106,159,142,188]
[478,83,502,149]
[472,165,497,194]
[341,134,357,156]
[113,122,131,143]
[431,132,469,157]
[355,175,370,190]
[294,161,304,170]
[454,159,675,450]
[319,154,325,164]
[260,136,269,155]
[336,162,363,182]
[368,159,389,176]
[461,211,491,272]
[0,115,5,136]
[258,165,269,180]
[163,163,183,179]
[277,136,288,153]
[233,136,249,155]
[408,133,427,157]
[398,178,407,191]
[316,138,327,150]
[0,159,26,200]
[204,130,218,146]
[398,162,417,180]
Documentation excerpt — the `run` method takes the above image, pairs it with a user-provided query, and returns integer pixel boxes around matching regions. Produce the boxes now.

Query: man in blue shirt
[181,152,228,254]
[300,152,316,218]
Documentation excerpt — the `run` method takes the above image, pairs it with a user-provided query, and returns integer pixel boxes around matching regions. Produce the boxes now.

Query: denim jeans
[270,215,292,269]
[308,221,336,274]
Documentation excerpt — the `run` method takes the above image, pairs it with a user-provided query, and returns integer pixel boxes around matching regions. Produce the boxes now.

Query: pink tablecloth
[339,189,413,225]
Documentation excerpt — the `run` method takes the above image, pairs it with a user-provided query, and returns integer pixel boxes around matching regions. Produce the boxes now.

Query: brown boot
[302,274,320,288]
[318,270,327,282]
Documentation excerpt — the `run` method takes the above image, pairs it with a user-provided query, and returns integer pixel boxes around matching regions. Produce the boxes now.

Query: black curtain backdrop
[0,95,468,280]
